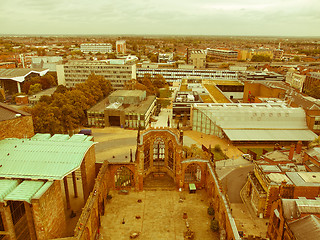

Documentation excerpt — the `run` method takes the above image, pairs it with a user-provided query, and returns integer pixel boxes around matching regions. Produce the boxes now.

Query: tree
[251,54,272,62]
[28,83,42,95]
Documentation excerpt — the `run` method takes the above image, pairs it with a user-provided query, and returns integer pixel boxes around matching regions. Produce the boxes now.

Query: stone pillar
[1,203,16,240]
[17,82,21,93]
[72,172,78,198]
[24,202,37,240]
[63,177,71,209]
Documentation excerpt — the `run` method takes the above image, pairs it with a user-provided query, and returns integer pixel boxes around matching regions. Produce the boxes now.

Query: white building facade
[57,60,136,89]
[80,43,112,54]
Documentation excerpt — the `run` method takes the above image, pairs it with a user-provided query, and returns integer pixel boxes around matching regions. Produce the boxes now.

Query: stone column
[63,177,71,209]
[72,172,78,198]
[24,202,37,240]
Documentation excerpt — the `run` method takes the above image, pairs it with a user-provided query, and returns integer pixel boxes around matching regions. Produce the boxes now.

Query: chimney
[296,141,302,154]
[288,144,295,160]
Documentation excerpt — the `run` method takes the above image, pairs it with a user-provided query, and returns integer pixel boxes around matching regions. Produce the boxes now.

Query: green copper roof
[31,133,51,140]
[0,179,19,202]
[4,180,45,203]
[0,135,94,180]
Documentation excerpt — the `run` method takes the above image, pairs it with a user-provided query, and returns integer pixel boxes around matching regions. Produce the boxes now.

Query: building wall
[243,82,285,103]
[80,146,96,202]
[0,115,34,140]
[58,61,135,89]
[32,181,67,240]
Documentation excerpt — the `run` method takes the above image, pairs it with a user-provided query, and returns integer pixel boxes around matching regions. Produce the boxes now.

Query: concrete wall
[0,115,34,140]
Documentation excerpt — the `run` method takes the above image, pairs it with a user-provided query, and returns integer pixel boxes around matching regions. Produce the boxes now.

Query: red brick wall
[32,181,67,240]
[0,115,34,140]
[81,146,96,202]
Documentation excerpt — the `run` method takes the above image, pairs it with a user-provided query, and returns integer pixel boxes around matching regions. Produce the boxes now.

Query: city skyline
[0,0,320,37]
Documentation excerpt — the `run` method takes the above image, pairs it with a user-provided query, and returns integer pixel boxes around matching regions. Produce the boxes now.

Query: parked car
[242,154,252,161]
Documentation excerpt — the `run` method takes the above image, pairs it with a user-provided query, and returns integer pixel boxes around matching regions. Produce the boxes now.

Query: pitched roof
[288,215,320,240]
[0,134,94,180]
[0,102,31,121]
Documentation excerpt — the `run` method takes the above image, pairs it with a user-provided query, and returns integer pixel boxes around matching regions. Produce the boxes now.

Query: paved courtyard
[100,190,218,240]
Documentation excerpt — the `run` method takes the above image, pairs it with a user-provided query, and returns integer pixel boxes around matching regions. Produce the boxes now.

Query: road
[221,165,254,203]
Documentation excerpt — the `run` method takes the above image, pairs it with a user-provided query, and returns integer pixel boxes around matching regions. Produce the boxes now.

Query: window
[8,201,25,225]
[114,166,134,187]
[168,141,174,170]
[184,164,201,182]
[153,138,165,166]
[144,140,150,170]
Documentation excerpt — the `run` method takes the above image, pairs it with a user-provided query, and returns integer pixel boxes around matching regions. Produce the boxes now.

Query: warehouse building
[191,103,318,145]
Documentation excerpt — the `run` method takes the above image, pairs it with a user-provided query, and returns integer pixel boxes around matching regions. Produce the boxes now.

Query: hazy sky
[0,0,319,36]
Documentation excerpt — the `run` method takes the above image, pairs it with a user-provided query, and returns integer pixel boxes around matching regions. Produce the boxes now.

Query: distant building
[239,71,285,81]
[87,90,156,129]
[303,72,320,94]
[116,40,126,55]
[0,68,49,96]
[286,68,306,92]
[31,56,63,71]
[188,50,206,69]
[137,68,238,83]
[207,48,238,62]
[158,53,174,63]
[173,91,203,120]
[57,60,136,89]
[243,81,320,134]
[80,43,112,54]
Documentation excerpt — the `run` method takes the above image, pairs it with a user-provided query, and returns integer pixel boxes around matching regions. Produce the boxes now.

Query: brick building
[0,133,96,239]
[245,143,320,218]
[0,102,34,140]
[267,198,320,240]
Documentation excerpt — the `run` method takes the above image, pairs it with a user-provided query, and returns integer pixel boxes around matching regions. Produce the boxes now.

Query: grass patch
[204,84,230,103]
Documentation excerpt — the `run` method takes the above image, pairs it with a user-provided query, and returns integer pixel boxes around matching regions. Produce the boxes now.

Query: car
[242,154,252,161]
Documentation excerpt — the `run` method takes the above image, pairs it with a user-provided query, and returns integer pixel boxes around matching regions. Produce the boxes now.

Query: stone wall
[32,181,67,240]
[81,146,96,202]
[0,115,34,140]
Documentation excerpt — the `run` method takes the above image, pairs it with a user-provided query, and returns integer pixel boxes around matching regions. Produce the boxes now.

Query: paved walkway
[100,190,218,240]
[92,128,137,163]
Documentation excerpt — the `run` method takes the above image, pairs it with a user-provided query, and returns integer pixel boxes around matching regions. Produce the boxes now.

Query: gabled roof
[0,102,31,121]
[0,134,94,180]
[288,215,320,240]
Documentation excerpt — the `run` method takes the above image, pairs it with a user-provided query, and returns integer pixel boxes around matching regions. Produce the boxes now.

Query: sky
[0,0,319,37]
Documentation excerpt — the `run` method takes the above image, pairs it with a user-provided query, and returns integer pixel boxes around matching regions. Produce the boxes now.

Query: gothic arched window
[153,137,165,166]
[184,163,201,182]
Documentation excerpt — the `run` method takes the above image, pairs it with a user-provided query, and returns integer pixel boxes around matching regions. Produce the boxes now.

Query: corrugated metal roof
[0,179,19,202]
[69,134,90,142]
[4,180,45,203]
[32,181,54,199]
[31,133,51,140]
[195,103,308,130]
[288,215,320,240]
[0,136,94,180]
[224,129,317,142]
[49,134,70,141]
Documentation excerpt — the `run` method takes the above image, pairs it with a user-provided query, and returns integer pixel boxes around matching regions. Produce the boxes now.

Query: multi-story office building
[57,60,136,89]
[207,48,239,62]
[137,67,238,83]
[80,43,112,54]
[188,50,206,69]
[158,53,174,63]
[116,40,126,55]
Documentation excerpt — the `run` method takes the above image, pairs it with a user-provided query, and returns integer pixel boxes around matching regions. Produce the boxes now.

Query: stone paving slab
[100,190,218,240]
